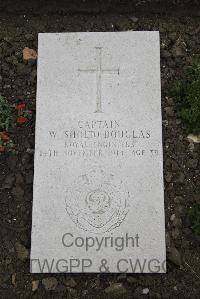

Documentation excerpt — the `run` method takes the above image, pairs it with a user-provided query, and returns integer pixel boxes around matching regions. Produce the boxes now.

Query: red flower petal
[0,131,10,141]
[15,103,26,110]
[16,116,28,124]
[0,145,5,152]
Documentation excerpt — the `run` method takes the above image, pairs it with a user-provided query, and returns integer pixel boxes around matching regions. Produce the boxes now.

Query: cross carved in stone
[78,47,120,113]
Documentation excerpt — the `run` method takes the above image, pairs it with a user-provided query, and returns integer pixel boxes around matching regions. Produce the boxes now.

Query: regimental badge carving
[65,167,130,234]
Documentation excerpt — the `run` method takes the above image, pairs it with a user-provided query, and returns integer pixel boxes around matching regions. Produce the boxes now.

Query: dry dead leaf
[187,134,200,144]
[23,47,37,62]
[11,273,16,286]
[32,280,39,292]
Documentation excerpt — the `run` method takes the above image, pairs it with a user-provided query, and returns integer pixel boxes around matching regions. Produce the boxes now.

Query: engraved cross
[78,47,120,113]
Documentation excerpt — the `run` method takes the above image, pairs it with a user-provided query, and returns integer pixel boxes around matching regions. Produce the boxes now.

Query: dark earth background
[0,0,200,298]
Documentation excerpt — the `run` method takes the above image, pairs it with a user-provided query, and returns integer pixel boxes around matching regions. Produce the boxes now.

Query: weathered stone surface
[31,32,166,273]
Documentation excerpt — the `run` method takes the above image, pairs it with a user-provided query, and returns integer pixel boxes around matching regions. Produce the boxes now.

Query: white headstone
[31,32,166,273]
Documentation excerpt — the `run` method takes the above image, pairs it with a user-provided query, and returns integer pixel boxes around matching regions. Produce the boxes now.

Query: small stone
[171,160,179,171]
[165,172,172,183]
[42,277,58,291]
[105,283,126,294]
[23,47,37,62]
[25,34,34,41]
[68,287,77,296]
[26,148,35,154]
[176,119,182,125]
[175,46,185,57]
[176,141,185,152]
[174,196,184,204]
[187,134,200,144]
[15,173,24,185]
[94,277,101,288]
[56,284,66,292]
[130,16,138,23]
[16,63,28,75]
[159,27,165,33]
[168,247,182,266]
[116,19,132,30]
[32,280,39,292]
[22,153,31,164]
[11,273,16,286]
[168,32,177,41]
[15,242,29,261]
[174,172,185,183]
[183,228,192,236]
[170,214,176,221]
[7,156,17,170]
[173,39,186,57]
[175,205,185,216]
[6,55,18,65]
[63,277,77,288]
[172,217,182,228]
[134,286,143,297]
[142,288,149,295]
[188,143,195,152]
[3,174,15,189]
[162,120,168,127]
[86,277,100,289]
[162,50,171,58]
[150,292,161,298]
[165,106,174,117]
[127,276,137,284]
[165,232,171,247]
[12,186,24,201]
[117,273,127,281]
[25,170,33,184]
[187,159,198,169]
[82,290,88,296]
[166,97,173,105]
[172,228,180,239]
[30,69,37,81]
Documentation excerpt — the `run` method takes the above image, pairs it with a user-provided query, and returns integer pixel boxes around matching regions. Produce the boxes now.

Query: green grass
[0,95,17,154]
[170,57,200,133]
[0,94,12,131]
[189,203,200,235]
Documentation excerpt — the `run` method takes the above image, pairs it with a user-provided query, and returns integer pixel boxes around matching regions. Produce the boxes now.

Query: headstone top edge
[38,31,160,37]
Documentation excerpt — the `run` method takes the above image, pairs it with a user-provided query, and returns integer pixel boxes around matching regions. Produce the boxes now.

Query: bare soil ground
[0,9,200,299]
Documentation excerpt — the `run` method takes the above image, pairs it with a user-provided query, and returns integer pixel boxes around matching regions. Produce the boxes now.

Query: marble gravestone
[31,32,166,273]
